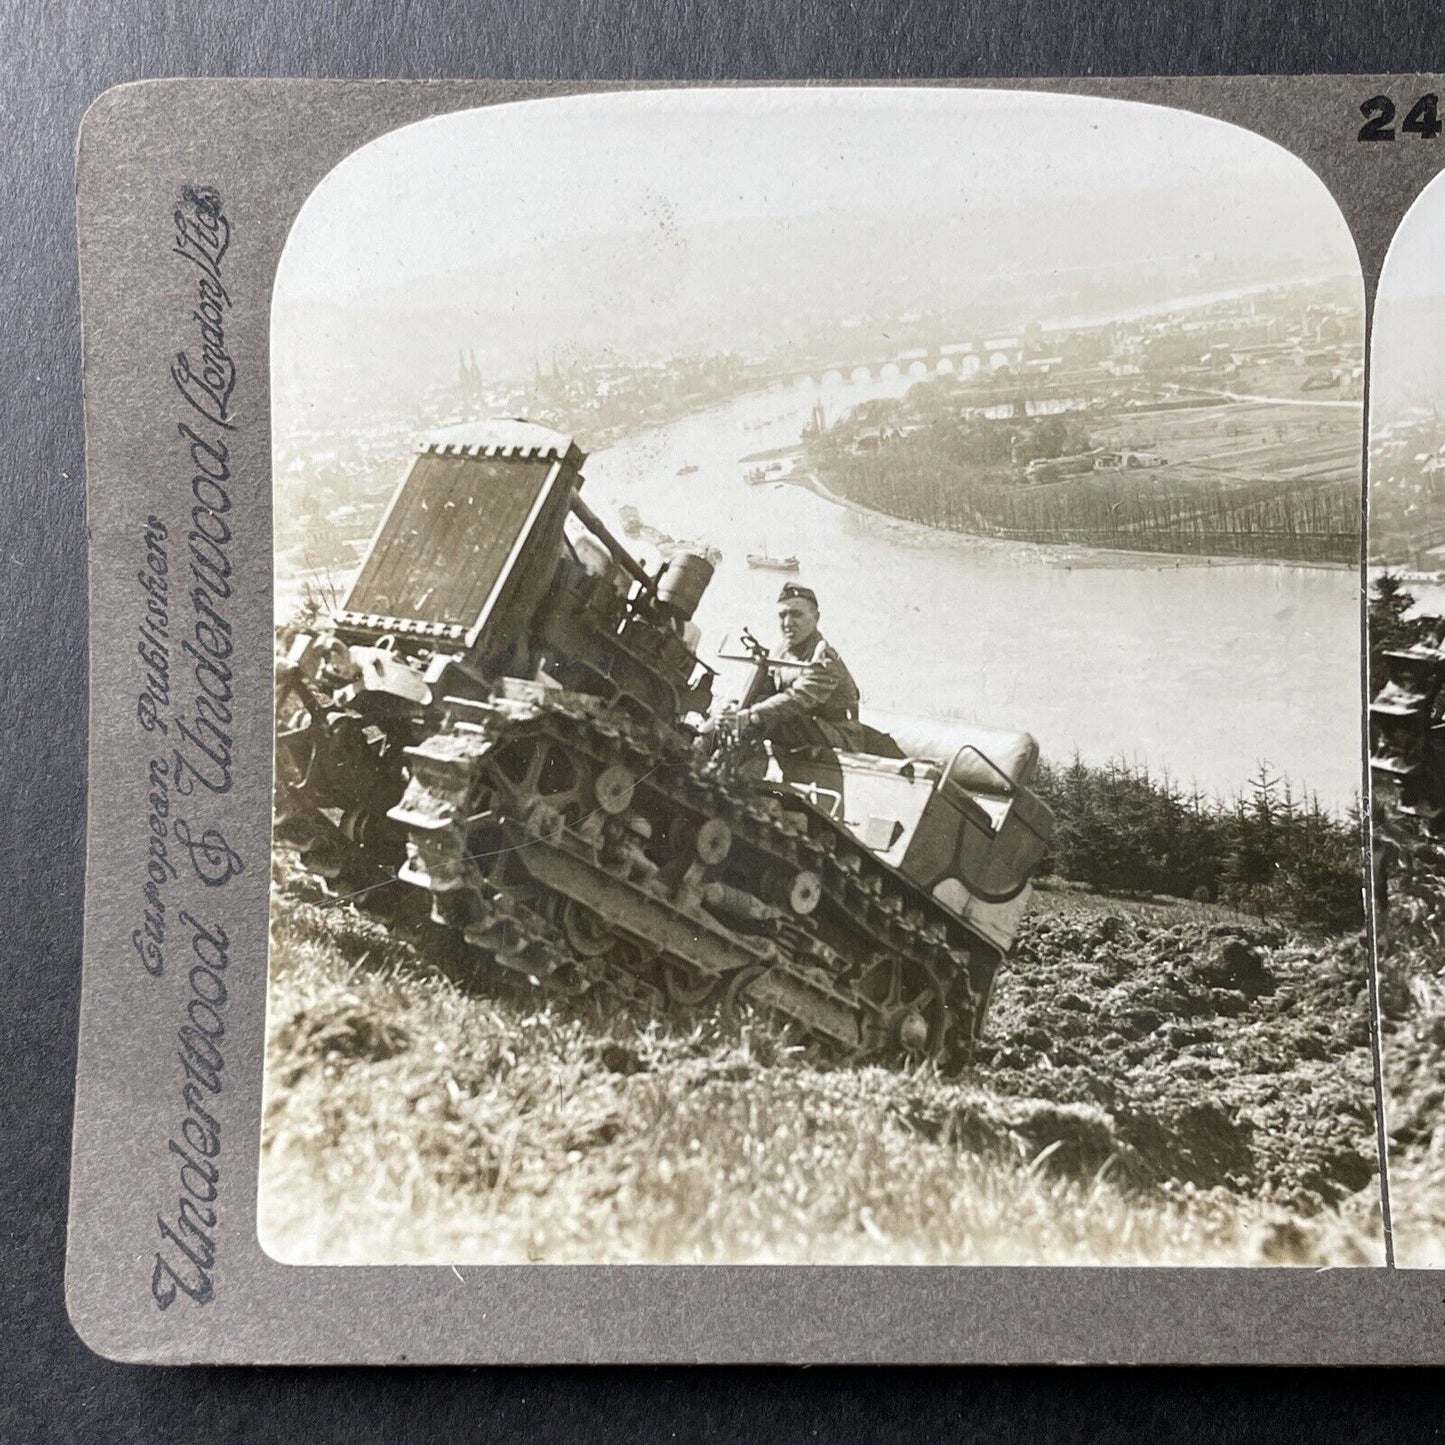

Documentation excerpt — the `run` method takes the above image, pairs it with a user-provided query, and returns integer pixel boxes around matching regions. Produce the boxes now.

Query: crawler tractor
[275,420,1055,1068]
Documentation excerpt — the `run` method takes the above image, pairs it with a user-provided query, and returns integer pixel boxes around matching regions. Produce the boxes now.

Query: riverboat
[747,550,800,572]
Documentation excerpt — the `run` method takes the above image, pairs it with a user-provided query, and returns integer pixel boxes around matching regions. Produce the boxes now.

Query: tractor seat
[861,710,1041,798]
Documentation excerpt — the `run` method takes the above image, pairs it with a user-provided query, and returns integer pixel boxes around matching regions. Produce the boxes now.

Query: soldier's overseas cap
[778,582,818,607]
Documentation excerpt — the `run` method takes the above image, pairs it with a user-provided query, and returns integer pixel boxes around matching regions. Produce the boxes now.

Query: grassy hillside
[259,862,1380,1268]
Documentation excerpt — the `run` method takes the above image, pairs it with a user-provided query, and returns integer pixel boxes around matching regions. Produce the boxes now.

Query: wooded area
[819,446,1358,562]
[1035,755,1363,934]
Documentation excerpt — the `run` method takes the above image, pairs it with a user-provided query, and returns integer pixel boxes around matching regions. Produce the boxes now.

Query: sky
[1376,168,1445,302]
[275,87,1355,309]
[1370,167,1445,424]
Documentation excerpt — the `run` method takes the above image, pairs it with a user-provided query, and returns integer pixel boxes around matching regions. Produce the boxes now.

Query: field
[259,860,1381,1268]
[1089,392,1359,492]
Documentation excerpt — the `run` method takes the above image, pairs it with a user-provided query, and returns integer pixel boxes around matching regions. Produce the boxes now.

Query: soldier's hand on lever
[698,704,759,752]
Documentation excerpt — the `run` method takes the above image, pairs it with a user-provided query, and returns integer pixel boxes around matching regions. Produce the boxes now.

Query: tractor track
[386,683,993,1069]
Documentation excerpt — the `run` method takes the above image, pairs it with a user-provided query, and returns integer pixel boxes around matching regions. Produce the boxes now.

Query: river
[279,375,1362,812]
[579,377,1362,813]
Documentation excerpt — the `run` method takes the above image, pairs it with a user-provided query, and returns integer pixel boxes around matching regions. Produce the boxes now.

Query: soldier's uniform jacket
[750,631,863,749]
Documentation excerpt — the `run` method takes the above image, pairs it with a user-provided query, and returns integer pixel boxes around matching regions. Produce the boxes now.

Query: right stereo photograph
[1370,167,1445,1267]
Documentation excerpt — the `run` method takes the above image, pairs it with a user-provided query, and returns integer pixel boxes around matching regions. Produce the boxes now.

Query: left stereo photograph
[259,87,1376,1270]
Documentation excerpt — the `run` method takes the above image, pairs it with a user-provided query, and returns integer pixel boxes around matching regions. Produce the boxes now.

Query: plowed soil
[260,864,1382,1265]
[980,887,1379,1211]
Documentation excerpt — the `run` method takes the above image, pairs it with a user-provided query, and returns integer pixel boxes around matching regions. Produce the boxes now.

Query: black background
[6,2,1445,1439]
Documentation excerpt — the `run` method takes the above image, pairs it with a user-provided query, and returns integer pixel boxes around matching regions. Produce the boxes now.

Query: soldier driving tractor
[704,581,865,755]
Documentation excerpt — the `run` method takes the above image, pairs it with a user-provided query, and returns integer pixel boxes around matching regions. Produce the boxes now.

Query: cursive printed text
[136,184,245,1310]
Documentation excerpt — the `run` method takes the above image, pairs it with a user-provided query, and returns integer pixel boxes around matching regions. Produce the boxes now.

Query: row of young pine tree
[813,433,1358,563]
[1033,755,1364,935]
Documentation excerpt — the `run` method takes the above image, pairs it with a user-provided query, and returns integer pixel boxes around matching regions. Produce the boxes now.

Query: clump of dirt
[976,899,1377,1211]
[278,997,410,1062]
[594,1039,649,1077]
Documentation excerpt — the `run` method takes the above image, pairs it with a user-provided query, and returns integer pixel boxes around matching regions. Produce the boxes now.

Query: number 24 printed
[1359,94,1443,141]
